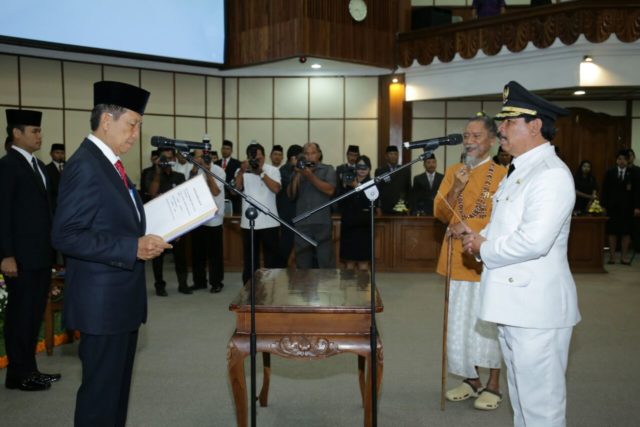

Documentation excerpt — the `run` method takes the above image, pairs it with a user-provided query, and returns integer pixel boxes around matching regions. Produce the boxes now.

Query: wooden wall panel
[226,0,407,69]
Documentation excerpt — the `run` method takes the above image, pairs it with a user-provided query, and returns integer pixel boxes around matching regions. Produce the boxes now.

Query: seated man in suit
[411,153,443,216]
[52,81,171,426]
[375,145,412,214]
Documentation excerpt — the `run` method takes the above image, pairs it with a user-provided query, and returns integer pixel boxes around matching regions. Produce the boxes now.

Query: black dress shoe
[36,371,61,383]
[178,286,193,295]
[210,283,224,293]
[189,284,207,291]
[6,375,51,391]
[155,288,168,297]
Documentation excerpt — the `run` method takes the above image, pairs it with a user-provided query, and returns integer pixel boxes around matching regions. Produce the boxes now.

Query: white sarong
[447,279,501,378]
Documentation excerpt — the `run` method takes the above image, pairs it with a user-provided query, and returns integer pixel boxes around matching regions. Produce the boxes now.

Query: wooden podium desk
[227,269,384,427]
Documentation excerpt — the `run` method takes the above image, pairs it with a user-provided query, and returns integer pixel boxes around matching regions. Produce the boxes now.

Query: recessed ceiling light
[391,77,399,83]
[574,90,586,95]
[582,55,593,63]
[311,63,322,69]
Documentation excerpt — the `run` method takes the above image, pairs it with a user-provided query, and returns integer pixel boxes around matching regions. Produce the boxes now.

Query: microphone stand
[179,150,317,427]
[292,150,433,427]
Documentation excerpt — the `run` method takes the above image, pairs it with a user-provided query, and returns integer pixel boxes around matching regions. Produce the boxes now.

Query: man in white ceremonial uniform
[461,81,581,427]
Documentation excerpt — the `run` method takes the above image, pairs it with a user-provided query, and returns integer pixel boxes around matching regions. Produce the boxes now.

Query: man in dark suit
[374,145,412,214]
[601,149,636,265]
[44,143,65,211]
[1,109,60,391]
[411,153,443,216]
[215,139,241,213]
[52,81,170,426]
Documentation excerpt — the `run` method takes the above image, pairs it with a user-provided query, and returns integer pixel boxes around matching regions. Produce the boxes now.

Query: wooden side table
[44,274,74,355]
[227,269,384,427]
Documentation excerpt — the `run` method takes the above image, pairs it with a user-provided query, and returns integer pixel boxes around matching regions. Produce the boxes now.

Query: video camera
[247,145,260,172]
[158,154,174,169]
[342,166,356,185]
[296,153,315,170]
[202,135,212,164]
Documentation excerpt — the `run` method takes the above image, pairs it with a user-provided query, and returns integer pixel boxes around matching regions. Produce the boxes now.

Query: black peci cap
[385,145,399,153]
[6,109,42,126]
[347,145,360,154]
[50,143,65,152]
[93,81,150,115]
[496,81,568,122]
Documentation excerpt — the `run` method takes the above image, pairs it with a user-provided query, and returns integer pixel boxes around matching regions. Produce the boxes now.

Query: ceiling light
[391,77,399,83]
[311,63,322,69]
[573,90,586,96]
[582,55,593,63]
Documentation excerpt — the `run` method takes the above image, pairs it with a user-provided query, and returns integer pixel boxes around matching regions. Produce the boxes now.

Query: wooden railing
[397,1,640,68]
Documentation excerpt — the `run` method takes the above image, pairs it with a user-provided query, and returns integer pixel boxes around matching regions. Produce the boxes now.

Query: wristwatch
[259,171,266,179]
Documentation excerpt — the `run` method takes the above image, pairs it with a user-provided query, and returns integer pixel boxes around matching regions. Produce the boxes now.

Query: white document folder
[144,174,217,241]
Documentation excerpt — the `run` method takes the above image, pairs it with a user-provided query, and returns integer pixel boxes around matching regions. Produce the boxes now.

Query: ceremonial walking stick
[440,233,453,411]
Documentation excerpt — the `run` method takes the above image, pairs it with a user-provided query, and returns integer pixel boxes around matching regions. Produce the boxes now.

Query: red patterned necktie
[114,160,130,190]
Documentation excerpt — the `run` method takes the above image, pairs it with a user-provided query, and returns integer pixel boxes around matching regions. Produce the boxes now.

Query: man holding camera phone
[234,142,281,284]
[144,147,191,296]
[287,142,336,268]
[190,149,225,293]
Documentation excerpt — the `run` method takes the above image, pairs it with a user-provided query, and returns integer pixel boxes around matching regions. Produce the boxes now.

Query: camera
[202,152,212,164]
[296,153,314,169]
[342,166,356,185]
[247,146,260,172]
[158,154,174,169]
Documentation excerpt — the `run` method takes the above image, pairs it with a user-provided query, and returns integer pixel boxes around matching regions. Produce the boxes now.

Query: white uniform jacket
[478,143,581,329]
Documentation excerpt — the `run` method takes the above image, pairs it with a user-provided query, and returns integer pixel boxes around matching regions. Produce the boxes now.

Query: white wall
[0,54,379,184]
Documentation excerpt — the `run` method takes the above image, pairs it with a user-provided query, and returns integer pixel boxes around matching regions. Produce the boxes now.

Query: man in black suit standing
[375,145,412,214]
[215,139,241,213]
[411,153,443,216]
[1,109,60,391]
[52,81,170,426]
[44,143,65,211]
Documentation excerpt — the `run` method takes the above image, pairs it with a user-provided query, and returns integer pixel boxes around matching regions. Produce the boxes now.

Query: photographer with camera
[287,142,336,268]
[234,142,282,284]
[144,147,191,296]
[189,149,226,293]
[338,155,376,271]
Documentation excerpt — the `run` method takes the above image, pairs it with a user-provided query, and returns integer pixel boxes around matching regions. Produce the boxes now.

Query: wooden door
[554,107,629,188]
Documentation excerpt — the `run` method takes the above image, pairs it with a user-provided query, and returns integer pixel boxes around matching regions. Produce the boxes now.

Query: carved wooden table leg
[363,341,384,427]
[358,355,366,407]
[227,336,249,427]
[258,352,271,407]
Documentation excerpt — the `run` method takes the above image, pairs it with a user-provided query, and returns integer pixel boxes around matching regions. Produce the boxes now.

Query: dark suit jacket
[412,172,443,216]
[374,165,412,214]
[0,149,52,270]
[45,162,62,211]
[52,139,147,335]
[215,157,241,183]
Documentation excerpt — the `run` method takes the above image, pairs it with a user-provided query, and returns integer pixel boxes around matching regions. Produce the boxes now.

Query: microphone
[151,136,211,151]
[402,133,463,150]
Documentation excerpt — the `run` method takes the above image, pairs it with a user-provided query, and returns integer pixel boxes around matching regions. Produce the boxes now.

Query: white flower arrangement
[0,274,7,321]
